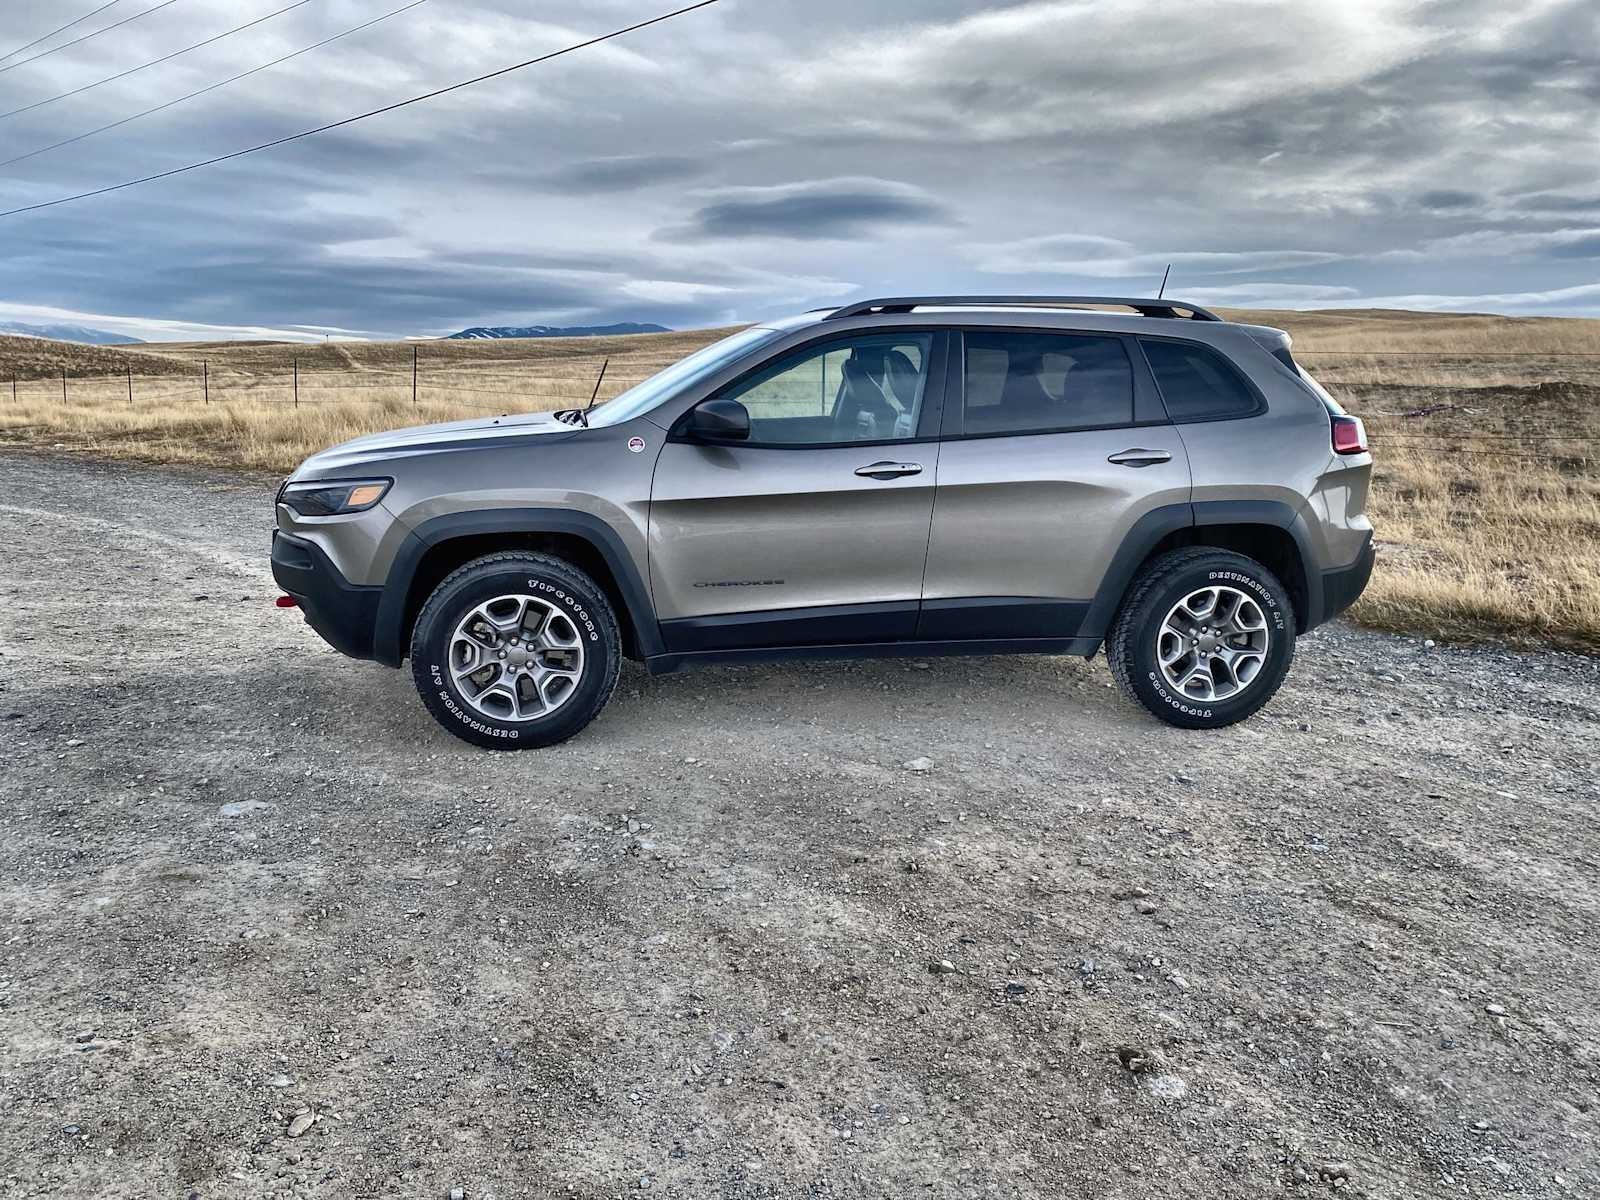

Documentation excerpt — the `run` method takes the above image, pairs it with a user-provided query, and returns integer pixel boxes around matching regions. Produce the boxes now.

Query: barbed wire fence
[0,343,695,414]
[3,346,1599,464]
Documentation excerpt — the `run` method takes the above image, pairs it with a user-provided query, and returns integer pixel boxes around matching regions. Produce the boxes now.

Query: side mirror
[687,397,750,441]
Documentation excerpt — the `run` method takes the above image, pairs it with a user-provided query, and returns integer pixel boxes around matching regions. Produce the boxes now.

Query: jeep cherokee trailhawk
[270,296,1374,748]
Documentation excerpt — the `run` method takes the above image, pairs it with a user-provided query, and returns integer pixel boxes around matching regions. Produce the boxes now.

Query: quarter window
[961,332,1134,435]
[719,333,933,446]
[1140,338,1261,421]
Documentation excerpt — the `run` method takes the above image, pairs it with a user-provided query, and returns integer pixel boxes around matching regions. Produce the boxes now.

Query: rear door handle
[855,461,923,480]
[1107,448,1172,468]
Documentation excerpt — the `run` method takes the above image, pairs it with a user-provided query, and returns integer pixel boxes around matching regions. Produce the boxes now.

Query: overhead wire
[0,0,725,218]
[0,0,184,76]
[0,0,431,170]
[0,0,316,122]
[1,1,124,64]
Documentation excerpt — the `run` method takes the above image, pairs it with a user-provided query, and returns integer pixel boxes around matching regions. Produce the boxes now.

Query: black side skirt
[659,596,1090,654]
[653,596,1096,673]
[645,636,1099,675]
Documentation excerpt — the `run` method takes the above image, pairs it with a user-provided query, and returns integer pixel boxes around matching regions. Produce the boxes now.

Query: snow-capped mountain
[0,320,144,345]
[446,322,671,340]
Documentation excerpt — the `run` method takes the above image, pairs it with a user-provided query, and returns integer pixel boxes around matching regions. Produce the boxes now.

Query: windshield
[584,327,783,427]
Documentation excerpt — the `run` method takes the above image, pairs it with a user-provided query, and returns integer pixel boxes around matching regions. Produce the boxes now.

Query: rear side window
[962,331,1134,435]
[1140,339,1261,421]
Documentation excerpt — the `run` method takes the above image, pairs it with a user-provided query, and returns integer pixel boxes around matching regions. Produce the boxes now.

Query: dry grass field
[0,328,732,474]
[1,309,1596,651]
[1264,310,1600,652]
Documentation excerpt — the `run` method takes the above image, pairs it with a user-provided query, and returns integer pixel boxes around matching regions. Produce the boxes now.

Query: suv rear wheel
[1107,547,1295,729]
[409,552,621,750]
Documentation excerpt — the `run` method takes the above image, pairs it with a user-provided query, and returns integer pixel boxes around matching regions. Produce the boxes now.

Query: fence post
[62,367,67,404]
[10,374,15,403]
[293,356,299,408]
[127,364,133,406]
[203,361,209,405]
[412,344,418,405]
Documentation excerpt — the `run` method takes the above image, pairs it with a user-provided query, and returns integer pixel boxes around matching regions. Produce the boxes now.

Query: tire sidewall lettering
[1146,669,1213,719]
[1206,569,1286,632]
[527,577,600,642]
[428,662,522,739]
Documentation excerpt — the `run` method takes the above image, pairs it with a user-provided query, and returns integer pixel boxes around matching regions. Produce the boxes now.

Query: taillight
[1331,415,1367,455]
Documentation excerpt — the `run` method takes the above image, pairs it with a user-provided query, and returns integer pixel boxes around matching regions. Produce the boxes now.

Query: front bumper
[1318,533,1375,625]
[271,529,382,660]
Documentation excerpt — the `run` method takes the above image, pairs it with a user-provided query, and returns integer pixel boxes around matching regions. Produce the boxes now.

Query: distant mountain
[446,322,671,340]
[0,320,144,345]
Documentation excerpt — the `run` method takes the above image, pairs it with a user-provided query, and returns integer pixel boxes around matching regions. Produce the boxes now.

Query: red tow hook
[275,595,298,609]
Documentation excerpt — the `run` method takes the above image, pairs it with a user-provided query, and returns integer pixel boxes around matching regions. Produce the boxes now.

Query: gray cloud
[1513,191,1600,214]
[973,234,1343,278]
[0,0,1596,338]
[1417,190,1482,211]
[528,155,707,194]
[658,178,953,242]
[1544,234,1600,259]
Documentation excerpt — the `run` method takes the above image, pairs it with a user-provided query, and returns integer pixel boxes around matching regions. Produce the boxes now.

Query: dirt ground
[2,449,1597,1200]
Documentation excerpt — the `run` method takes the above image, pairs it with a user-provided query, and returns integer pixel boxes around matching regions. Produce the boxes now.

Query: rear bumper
[1317,533,1375,626]
[271,530,382,660]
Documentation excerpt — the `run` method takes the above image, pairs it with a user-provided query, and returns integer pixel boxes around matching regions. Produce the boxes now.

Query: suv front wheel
[1107,547,1295,729]
[410,552,621,750]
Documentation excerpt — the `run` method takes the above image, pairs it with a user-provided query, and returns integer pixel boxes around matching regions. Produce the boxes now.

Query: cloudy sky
[1,0,1597,341]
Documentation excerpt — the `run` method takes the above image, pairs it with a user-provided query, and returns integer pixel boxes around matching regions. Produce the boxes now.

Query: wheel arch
[374,509,661,666]
[1083,500,1321,645]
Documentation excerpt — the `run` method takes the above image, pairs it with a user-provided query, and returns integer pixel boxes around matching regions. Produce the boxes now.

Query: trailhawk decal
[426,580,599,733]
[627,436,646,453]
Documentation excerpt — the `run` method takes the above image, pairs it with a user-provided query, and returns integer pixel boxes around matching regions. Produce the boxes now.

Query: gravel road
[2,448,1597,1199]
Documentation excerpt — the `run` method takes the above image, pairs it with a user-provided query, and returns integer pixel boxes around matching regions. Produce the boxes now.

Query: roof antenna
[1157,263,1172,300]
[581,356,609,426]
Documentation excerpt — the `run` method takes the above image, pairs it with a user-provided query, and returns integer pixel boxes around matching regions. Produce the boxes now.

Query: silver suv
[270,296,1374,748]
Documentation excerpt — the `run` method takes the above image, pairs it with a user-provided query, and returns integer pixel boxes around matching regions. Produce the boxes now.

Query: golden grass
[0,329,729,472]
[1,312,1597,650]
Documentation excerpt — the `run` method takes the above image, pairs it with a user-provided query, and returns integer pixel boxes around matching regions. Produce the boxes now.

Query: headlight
[279,478,391,516]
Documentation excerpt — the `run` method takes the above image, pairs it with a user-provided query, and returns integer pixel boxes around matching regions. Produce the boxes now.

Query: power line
[0,0,724,220]
[1,1,123,64]
[0,0,316,123]
[0,0,183,77]
[0,0,430,171]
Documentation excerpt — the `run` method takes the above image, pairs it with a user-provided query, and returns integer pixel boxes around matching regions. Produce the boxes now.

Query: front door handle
[855,461,923,480]
[1107,448,1173,468]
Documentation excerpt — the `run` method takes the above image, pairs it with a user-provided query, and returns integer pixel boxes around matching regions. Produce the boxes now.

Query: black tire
[1106,547,1295,729]
[409,552,621,750]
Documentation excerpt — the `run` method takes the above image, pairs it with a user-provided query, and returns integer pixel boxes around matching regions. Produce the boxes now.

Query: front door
[920,328,1191,639]
[650,331,946,652]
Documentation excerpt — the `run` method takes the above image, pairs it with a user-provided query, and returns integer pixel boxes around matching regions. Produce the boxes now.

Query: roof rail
[825,295,1222,322]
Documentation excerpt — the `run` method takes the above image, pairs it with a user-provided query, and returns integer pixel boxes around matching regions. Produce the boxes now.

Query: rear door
[919,328,1190,639]
[649,330,948,651]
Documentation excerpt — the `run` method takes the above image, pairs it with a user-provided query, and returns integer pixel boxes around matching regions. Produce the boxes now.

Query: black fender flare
[1079,499,1321,645]
[372,508,661,666]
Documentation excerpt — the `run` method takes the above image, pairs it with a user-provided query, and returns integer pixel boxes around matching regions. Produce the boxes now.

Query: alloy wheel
[448,594,585,722]
[1156,585,1270,703]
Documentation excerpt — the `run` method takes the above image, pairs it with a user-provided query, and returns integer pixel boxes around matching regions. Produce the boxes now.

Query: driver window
[722,333,933,446]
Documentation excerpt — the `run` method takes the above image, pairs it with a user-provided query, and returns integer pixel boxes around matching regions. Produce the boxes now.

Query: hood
[293,410,580,477]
